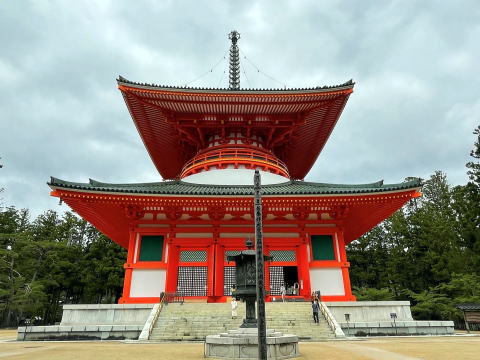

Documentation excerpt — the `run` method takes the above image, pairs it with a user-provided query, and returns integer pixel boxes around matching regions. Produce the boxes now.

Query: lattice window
[225,250,242,261]
[270,250,296,262]
[223,266,236,296]
[269,266,284,296]
[179,250,207,262]
[176,266,207,296]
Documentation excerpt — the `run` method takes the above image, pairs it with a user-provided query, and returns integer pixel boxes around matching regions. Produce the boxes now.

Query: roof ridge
[117,76,355,92]
[88,178,169,187]
[298,180,385,188]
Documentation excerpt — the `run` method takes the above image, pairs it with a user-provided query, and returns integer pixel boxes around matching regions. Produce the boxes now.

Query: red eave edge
[50,188,422,202]
[117,84,354,98]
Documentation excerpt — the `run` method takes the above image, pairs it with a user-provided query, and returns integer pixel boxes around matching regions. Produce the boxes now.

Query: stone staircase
[149,302,336,341]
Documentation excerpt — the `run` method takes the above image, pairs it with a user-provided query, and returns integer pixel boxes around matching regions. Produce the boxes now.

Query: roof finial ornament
[228,30,241,90]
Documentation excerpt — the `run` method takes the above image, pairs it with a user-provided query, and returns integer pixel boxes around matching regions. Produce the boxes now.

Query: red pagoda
[49,32,421,304]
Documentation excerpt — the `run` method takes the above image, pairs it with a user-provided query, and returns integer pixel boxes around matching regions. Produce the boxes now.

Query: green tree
[353,287,394,301]
[81,235,126,303]
[466,125,480,187]
[348,126,480,323]
[0,207,126,326]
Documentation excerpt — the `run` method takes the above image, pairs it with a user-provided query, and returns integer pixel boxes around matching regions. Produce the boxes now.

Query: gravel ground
[0,330,479,360]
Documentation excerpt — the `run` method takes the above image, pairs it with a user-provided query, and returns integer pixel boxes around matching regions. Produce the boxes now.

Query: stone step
[148,302,336,341]
[149,335,333,341]
[150,328,333,333]
[153,323,331,328]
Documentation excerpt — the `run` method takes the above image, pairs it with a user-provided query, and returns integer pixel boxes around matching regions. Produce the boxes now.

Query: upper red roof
[118,77,354,180]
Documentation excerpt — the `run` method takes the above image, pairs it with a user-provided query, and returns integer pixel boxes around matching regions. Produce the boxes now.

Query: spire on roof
[228,30,241,90]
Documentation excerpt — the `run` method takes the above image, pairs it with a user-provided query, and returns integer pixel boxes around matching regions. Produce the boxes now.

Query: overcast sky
[1,0,479,217]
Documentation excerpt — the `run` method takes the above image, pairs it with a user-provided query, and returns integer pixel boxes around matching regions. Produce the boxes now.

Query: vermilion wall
[119,224,355,304]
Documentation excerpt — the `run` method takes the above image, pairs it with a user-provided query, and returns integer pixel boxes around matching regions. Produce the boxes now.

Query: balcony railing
[180,147,290,178]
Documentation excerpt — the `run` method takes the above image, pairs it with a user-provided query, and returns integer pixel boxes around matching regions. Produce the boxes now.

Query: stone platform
[326,301,455,336]
[18,304,154,341]
[17,301,455,341]
[205,328,299,359]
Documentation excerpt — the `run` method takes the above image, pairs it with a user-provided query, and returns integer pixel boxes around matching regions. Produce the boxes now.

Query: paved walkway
[1,330,479,359]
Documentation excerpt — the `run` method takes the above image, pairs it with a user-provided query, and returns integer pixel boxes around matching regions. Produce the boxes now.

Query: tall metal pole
[254,170,267,360]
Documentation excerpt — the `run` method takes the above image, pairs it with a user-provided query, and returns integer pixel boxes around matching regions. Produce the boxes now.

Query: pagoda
[48,32,421,304]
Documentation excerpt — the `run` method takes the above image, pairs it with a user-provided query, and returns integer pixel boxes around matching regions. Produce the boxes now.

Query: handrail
[184,148,288,168]
[319,302,335,332]
[163,292,185,304]
[139,292,186,341]
[181,147,289,178]
[319,302,345,337]
[145,293,167,340]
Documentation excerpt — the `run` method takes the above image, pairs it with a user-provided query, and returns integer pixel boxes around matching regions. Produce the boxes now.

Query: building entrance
[176,266,207,296]
[269,266,299,296]
[283,266,299,294]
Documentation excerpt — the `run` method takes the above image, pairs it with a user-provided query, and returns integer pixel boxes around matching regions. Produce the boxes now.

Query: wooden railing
[162,292,185,304]
[180,147,289,178]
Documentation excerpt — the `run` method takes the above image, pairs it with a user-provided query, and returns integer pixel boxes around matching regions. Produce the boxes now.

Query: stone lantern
[227,239,272,328]
[206,238,299,359]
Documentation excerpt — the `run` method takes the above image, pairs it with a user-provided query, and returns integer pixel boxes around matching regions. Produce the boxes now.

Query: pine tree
[466,125,480,187]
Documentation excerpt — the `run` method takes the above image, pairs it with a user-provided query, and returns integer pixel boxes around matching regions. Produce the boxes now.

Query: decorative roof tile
[49,177,422,196]
[456,303,480,311]
[117,76,355,93]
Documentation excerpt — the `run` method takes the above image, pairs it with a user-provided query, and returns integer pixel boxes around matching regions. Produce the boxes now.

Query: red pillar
[264,247,271,300]
[296,242,311,299]
[213,244,225,301]
[165,243,179,293]
[119,230,136,303]
[337,229,355,301]
[207,241,216,301]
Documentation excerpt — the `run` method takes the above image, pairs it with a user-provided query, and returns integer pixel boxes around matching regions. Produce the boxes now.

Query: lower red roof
[50,178,421,248]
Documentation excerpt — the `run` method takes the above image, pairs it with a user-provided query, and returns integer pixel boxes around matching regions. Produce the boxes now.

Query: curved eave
[118,77,354,179]
[117,76,355,94]
[49,177,421,247]
[48,177,422,197]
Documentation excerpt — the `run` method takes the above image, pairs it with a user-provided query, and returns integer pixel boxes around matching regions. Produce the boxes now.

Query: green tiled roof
[117,76,355,93]
[48,177,422,196]
[456,303,480,311]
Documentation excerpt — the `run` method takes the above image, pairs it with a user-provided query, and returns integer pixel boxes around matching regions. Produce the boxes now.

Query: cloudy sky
[0,0,479,217]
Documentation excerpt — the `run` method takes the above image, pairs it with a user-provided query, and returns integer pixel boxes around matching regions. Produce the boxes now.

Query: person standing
[231,298,238,319]
[280,284,286,302]
[293,282,299,295]
[312,299,320,324]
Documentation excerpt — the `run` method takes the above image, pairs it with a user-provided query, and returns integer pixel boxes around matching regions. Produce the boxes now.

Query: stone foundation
[326,301,455,336]
[18,304,154,341]
[205,328,299,359]
[339,320,455,336]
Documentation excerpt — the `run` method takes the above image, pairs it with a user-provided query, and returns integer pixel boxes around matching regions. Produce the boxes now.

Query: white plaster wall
[182,169,289,185]
[310,268,345,296]
[130,269,166,298]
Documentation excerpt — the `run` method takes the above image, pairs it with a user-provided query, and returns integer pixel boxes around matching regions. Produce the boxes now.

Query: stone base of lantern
[205,328,299,359]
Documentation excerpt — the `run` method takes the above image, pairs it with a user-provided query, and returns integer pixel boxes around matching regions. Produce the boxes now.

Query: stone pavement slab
[0,332,480,360]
